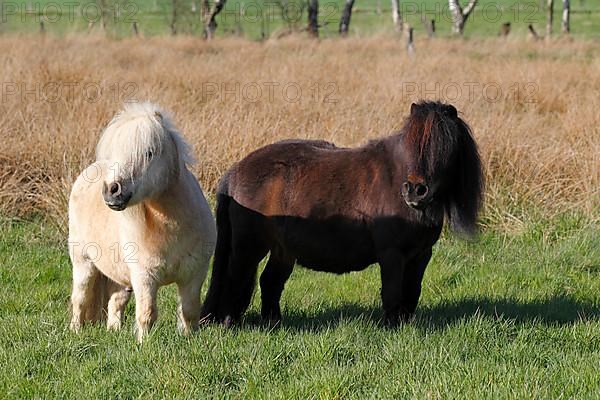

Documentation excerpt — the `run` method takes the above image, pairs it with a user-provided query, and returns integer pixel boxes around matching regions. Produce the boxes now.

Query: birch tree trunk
[339,0,356,36]
[546,0,554,37]
[201,0,210,20]
[391,0,402,33]
[448,0,478,35]
[307,0,319,37]
[561,0,570,33]
[204,0,227,39]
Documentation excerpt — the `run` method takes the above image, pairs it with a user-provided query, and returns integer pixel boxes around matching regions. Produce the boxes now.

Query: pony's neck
[122,168,188,230]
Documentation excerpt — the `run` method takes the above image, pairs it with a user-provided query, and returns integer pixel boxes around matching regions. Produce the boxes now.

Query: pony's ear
[410,103,419,115]
[443,105,457,118]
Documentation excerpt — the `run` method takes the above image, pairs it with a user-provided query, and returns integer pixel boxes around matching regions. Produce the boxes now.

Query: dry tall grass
[1,34,598,231]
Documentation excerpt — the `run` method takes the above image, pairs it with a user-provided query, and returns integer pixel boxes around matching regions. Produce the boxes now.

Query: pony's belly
[95,259,131,287]
[276,216,376,274]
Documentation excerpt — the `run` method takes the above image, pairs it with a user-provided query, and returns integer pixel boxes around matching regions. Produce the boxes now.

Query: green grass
[1,0,599,39]
[0,215,599,398]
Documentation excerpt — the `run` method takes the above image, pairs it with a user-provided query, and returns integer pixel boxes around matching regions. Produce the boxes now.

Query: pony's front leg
[70,260,101,332]
[398,248,432,319]
[130,270,158,342]
[106,281,132,331]
[377,248,408,327]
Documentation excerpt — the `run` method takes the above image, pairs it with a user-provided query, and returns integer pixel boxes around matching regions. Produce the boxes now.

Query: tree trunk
[201,0,210,17]
[307,0,319,37]
[421,16,435,38]
[406,25,414,56]
[561,0,570,33]
[339,0,356,36]
[170,0,178,35]
[391,0,402,32]
[528,24,541,40]
[546,0,554,37]
[99,0,108,31]
[448,0,477,35]
[204,0,227,39]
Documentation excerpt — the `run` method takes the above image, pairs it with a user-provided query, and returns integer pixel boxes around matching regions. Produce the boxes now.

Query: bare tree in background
[98,0,108,30]
[391,0,402,32]
[561,0,570,33]
[307,0,319,37]
[339,0,356,36]
[204,0,227,39]
[546,0,554,37]
[170,0,178,35]
[448,0,478,35]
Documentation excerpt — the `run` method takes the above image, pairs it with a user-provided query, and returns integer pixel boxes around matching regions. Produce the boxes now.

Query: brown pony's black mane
[401,101,483,235]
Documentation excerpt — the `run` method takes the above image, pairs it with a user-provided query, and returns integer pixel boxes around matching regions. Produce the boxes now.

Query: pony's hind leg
[106,281,131,331]
[176,271,206,335]
[259,248,295,323]
[219,242,268,325]
[70,260,102,331]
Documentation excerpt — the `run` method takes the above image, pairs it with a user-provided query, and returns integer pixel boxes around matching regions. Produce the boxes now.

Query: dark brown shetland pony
[201,101,483,326]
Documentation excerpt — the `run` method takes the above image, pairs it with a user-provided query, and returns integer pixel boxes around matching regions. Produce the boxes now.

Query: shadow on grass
[420,296,600,330]
[240,296,599,333]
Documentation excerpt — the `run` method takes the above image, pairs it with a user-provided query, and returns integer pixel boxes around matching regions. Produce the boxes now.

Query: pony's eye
[146,151,153,160]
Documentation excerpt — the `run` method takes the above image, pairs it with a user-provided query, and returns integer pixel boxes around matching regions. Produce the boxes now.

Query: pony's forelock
[95,102,195,174]
[403,101,460,178]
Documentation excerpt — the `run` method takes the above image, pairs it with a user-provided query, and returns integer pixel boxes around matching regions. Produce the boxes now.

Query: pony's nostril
[402,182,411,193]
[109,182,121,196]
[415,183,428,198]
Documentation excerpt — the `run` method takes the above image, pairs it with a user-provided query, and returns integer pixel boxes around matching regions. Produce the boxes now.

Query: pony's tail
[200,192,232,322]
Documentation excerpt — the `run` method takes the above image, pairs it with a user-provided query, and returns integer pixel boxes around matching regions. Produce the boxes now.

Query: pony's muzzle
[102,181,132,211]
[401,181,430,210]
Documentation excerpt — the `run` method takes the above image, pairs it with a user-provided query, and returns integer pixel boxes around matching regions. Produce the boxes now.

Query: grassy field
[0,32,599,397]
[1,215,599,398]
[1,0,599,38]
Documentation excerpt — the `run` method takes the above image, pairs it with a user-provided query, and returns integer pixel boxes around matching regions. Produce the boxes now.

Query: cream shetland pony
[68,102,216,342]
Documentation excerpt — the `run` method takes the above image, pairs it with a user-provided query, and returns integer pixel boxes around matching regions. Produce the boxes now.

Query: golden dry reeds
[1,34,598,231]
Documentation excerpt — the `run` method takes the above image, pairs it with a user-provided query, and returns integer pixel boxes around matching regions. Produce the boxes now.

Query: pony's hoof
[262,317,282,330]
[261,311,282,329]
[69,322,81,333]
[223,315,235,328]
[107,319,122,331]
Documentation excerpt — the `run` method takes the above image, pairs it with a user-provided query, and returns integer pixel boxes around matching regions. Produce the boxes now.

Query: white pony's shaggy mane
[95,102,195,170]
